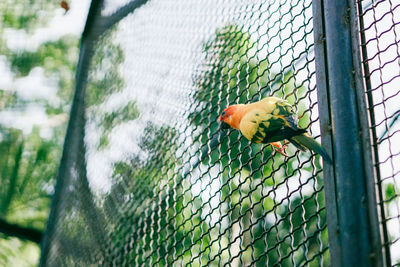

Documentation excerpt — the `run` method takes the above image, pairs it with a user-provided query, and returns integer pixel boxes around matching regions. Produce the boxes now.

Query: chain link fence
[358,0,400,265]
[39,0,400,266]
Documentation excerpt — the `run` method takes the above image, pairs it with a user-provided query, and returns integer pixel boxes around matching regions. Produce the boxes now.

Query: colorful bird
[219,97,331,163]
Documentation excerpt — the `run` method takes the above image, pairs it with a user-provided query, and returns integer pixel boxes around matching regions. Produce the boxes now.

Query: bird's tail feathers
[289,133,332,164]
[288,137,307,152]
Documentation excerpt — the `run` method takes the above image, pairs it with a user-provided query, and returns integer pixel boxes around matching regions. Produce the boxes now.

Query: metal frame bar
[39,0,152,264]
[39,0,103,265]
[349,0,387,265]
[38,31,99,267]
[313,0,383,266]
[312,0,340,264]
[96,0,149,35]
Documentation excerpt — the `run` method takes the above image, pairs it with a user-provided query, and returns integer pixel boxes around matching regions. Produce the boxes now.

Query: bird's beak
[220,121,231,130]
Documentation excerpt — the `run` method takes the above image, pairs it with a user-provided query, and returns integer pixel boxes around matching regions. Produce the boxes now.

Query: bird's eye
[221,111,226,117]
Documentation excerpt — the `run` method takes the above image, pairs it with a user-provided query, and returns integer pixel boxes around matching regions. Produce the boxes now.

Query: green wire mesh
[358,0,400,265]
[43,0,329,265]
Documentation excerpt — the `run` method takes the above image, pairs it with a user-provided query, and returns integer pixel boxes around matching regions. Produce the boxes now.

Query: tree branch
[0,217,43,244]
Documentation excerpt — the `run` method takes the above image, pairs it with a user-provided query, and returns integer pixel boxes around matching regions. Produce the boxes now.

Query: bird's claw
[272,144,288,157]
[283,140,289,146]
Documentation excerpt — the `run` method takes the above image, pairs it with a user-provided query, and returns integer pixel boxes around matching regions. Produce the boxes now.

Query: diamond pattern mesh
[42,0,329,265]
[358,0,400,265]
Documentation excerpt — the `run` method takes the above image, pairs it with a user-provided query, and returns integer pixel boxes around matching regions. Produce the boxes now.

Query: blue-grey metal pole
[312,0,383,266]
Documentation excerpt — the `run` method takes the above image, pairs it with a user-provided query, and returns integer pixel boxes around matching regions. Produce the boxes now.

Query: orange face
[219,105,239,129]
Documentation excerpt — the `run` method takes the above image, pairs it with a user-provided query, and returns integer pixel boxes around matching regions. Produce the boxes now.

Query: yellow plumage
[219,97,331,162]
[239,109,270,143]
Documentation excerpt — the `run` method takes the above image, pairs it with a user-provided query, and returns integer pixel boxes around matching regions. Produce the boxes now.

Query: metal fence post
[39,0,103,265]
[313,0,383,266]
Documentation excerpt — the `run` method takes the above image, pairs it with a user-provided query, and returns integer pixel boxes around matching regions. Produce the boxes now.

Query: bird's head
[219,105,243,129]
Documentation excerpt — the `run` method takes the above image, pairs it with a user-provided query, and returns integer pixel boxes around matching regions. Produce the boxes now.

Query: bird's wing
[240,107,305,144]
[259,97,299,127]
[239,109,270,143]
[269,99,304,131]
[239,109,284,143]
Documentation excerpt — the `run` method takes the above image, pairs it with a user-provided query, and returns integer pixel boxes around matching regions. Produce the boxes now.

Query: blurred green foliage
[0,0,329,262]
[385,183,396,203]
[84,29,136,149]
[86,30,125,107]
[98,101,140,148]
[0,0,80,266]
[187,24,328,266]
[0,90,18,110]
[0,127,59,226]
[41,28,145,265]
[1,0,59,31]
[82,24,328,266]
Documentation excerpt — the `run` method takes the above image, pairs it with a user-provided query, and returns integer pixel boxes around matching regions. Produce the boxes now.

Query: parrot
[218,96,331,163]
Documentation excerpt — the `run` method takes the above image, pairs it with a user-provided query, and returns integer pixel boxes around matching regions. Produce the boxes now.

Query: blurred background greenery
[0,0,89,265]
[71,15,328,264]
[1,0,329,265]
[2,0,400,266]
